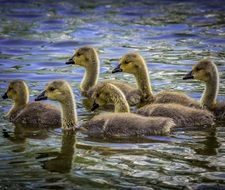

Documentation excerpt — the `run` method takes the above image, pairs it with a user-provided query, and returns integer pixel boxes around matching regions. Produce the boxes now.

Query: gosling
[112,52,201,108]
[2,80,61,127]
[65,46,141,106]
[35,80,175,137]
[183,59,225,119]
[91,82,214,128]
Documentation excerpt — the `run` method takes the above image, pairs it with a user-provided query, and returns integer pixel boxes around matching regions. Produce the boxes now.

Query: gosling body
[35,80,175,137]
[65,46,141,106]
[137,103,214,128]
[13,102,60,126]
[2,80,61,127]
[82,113,173,137]
[112,52,201,108]
[90,83,175,136]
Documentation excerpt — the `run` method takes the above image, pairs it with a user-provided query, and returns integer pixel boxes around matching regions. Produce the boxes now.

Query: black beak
[65,58,75,65]
[35,91,47,101]
[112,64,122,73]
[183,70,194,80]
[2,92,8,100]
[91,101,99,111]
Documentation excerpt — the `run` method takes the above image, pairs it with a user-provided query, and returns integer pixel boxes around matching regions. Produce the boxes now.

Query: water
[0,0,225,189]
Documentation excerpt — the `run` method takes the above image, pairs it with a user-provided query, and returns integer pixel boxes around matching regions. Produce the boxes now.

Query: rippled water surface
[1,0,225,189]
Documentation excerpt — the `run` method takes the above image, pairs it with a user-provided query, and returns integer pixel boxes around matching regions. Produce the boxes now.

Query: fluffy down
[137,103,214,128]
[13,102,61,127]
[81,113,175,137]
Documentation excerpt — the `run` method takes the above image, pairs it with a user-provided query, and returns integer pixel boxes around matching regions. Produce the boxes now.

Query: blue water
[0,0,225,189]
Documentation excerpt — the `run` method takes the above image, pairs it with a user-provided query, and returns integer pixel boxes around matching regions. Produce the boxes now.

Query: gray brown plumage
[137,103,214,128]
[2,80,61,127]
[13,102,61,127]
[82,113,174,137]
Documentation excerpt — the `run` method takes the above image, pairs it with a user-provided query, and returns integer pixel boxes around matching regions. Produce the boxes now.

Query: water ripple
[0,0,225,189]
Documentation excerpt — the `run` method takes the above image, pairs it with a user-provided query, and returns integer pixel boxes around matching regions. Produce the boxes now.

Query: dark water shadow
[36,131,76,173]
[2,123,51,152]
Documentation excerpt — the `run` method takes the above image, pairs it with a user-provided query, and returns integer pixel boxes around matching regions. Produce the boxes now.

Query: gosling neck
[81,59,99,92]
[8,95,29,120]
[201,69,219,109]
[134,63,153,101]
[109,86,130,113]
[60,91,78,130]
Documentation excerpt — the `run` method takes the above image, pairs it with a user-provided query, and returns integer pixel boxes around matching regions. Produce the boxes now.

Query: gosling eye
[96,93,99,98]
[49,87,55,91]
[196,67,201,72]
[124,60,129,64]
[76,52,81,57]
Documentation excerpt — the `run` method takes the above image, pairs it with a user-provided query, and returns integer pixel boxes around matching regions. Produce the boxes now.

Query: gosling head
[35,80,72,103]
[90,83,111,111]
[2,80,29,104]
[65,46,98,67]
[183,60,217,82]
[112,52,146,75]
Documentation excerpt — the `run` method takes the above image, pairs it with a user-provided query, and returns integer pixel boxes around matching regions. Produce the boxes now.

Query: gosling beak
[183,70,194,80]
[35,91,47,101]
[112,64,122,73]
[65,57,75,65]
[91,101,99,111]
[2,92,8,100]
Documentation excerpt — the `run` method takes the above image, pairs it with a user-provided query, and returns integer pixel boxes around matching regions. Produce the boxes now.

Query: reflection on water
[37,131,76,174]
[0,0,225,189]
